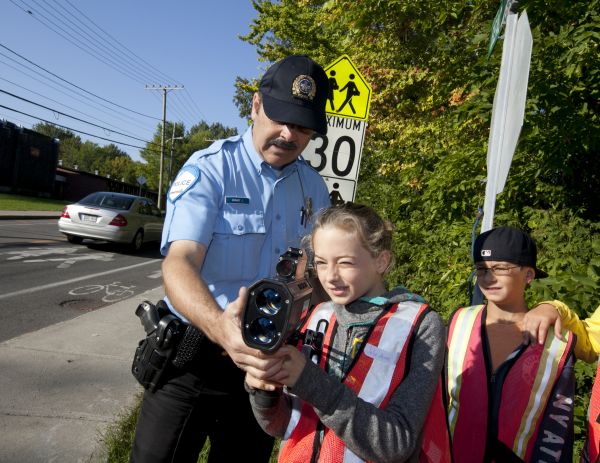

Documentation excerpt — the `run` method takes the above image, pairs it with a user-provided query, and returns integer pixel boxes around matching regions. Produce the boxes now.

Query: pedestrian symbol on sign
[328,70,338,111]
[338,74,360,114]
[330,182,345,205]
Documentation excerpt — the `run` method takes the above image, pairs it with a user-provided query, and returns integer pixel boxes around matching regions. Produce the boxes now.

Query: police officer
[130,55,331,463]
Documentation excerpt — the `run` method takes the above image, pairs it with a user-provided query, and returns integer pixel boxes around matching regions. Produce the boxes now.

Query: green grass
[0,193,68,211]
[99,393,279,463]
[100,393,143,462]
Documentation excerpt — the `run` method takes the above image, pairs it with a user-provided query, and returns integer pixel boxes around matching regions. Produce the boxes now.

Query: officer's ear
[251,93,262,121]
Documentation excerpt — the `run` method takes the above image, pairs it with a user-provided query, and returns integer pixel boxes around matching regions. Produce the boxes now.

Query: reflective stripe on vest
[447,304,485,437]
[279,300,427,463]
[283,303,335,442]
[447,305,574,462]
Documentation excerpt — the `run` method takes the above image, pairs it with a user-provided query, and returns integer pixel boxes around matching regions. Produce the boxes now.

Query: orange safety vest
[446,305,574,463]
[584,358,600,463]
[278,300,452,463]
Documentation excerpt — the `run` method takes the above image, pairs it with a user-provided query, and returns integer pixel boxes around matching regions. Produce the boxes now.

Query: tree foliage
[139,121,237,192]
[32,122,139,183]
[32,118,238,195]
[236,0,599,313]
[236,0,599,454]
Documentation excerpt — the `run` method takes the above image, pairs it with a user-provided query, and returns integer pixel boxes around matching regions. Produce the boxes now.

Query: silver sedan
[58,192,163,252]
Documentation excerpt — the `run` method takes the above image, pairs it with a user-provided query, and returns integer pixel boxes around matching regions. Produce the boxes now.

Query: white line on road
[0,259,161,300]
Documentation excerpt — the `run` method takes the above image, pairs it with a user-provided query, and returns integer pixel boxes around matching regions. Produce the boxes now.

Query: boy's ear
[525,267,535,284]
[376,250,392,274]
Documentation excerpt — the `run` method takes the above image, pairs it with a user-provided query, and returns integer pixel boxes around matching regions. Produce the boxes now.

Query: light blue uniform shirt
[162,127,330,317]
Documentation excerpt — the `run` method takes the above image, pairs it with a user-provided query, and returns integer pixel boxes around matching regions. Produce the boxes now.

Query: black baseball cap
[474,226,548,278]
[259,55,328,135]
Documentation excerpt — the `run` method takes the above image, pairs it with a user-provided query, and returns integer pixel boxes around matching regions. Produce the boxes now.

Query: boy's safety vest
[446,305,574,463]
[278,300,452,463]
[583,358,600,463]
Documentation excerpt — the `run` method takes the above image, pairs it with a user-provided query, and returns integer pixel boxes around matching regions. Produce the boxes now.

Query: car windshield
[79,193,134,211]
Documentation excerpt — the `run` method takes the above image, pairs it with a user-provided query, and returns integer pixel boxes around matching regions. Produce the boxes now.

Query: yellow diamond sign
[324,55,372,121]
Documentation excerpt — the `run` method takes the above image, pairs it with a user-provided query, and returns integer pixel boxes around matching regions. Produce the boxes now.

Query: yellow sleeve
[540,300,599,363]
[582,305,600,355]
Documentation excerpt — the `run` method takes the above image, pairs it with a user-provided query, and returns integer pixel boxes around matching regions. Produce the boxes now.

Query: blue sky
[0,0,263,161]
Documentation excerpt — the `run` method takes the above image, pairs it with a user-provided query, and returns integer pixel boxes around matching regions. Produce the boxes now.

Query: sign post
[302,55,372,203]
[137,175,146,196]
[488,0,517,57]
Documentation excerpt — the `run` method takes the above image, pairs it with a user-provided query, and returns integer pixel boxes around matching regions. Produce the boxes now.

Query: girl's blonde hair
[308,203,394,263]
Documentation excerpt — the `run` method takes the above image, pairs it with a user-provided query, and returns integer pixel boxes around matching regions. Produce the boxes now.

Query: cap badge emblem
[292,75,316,101]
[481,250,492,257]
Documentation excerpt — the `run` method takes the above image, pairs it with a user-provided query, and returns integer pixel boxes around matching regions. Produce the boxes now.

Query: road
[0,219,163,342]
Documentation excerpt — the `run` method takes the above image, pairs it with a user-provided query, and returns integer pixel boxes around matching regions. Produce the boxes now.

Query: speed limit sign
[301,115,366,203]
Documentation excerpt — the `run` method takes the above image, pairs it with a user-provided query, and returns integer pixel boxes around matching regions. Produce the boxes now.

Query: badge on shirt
[169,166,200,202]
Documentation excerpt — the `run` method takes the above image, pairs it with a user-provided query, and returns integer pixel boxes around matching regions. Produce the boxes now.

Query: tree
[236,2,599,452]
[139,121,237,193]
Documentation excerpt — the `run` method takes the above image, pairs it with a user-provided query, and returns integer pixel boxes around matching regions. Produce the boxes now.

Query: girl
[245,203,449,463]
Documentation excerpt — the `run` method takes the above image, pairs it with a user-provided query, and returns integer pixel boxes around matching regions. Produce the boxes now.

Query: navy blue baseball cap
[259,55,328,135]
[474,226,548,278]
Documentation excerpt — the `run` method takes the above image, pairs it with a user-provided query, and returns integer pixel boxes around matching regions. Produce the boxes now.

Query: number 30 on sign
[301,115,366,203]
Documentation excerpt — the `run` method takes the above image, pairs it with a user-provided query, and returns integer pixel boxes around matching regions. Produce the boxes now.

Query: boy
[444,226,576,462]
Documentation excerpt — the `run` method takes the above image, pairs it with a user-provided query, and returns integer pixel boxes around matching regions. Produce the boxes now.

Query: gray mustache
[268,138,297,150]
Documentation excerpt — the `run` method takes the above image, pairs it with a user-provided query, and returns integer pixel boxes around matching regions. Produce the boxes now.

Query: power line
[0,53,156,134]
[26,0,152,84]
[7,0,204,128]
[62,0,182,86]
[0,42,160,120]
[48,0,172,86]
[0,75,153,141]
[9,0,149,85]
[0,104,161,155]
[0,88,161,147]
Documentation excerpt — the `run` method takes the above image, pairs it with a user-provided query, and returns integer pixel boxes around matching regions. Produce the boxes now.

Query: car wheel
[131,230,144,252]
[67,234,84,244]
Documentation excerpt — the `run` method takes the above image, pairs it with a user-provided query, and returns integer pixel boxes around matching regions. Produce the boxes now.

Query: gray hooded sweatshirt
[248,286,445,463]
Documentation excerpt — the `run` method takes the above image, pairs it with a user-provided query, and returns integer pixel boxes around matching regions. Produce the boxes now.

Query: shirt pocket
[203,209,266,282]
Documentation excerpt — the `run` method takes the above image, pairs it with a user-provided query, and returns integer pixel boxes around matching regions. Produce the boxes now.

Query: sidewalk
[0,286,162,462]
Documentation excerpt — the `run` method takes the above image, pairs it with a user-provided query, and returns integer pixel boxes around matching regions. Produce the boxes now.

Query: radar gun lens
[256,288,283,315]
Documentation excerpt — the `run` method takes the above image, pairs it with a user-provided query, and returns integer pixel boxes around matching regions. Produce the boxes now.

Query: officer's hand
[522,303,563,345]
[218,287,284,377]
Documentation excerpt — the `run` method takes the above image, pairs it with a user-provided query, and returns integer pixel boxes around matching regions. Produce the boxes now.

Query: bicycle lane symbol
[69,281,136,303]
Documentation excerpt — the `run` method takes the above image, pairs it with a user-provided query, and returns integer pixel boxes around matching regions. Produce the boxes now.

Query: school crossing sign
[302,55,371,203]
[324,54,372,120]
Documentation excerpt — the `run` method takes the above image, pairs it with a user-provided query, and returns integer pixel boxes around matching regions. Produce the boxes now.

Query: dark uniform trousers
[130,341,274,463]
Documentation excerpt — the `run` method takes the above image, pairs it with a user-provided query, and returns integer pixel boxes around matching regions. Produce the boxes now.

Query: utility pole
[168,124,184,188]
[145,84,183,210]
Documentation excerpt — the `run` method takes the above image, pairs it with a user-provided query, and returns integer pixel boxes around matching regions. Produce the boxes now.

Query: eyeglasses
[474,265,521,277]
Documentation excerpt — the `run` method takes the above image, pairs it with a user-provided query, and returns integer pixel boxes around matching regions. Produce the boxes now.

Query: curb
[0,212,61,220]
[0,215,60,220]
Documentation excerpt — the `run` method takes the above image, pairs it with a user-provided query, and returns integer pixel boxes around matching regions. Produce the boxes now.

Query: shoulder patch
[169,166,200,202]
